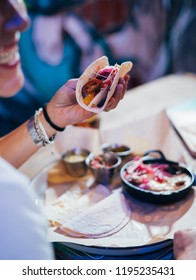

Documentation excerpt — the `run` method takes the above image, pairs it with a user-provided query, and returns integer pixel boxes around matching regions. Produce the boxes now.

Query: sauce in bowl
[64,154,86,163]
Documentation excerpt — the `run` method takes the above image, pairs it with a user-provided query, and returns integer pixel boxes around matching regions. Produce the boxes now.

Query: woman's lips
[0,46,21,68]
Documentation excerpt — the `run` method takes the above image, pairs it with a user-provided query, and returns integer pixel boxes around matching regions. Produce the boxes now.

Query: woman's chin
[0,72,24,97]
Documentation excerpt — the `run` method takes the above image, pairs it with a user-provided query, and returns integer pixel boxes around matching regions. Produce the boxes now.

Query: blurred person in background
[73,0,196,86]
[0,0,195,136]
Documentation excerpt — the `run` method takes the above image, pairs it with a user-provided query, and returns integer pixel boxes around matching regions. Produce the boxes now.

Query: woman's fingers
[104,74,130,111]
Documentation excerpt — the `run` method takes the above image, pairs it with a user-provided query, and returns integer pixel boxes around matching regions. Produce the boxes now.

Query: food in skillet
[76,56,133,113]
[122,159,192,192]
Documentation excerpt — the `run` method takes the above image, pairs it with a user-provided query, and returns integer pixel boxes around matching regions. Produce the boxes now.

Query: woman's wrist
[27,109,56,147]
[43,103,66,132]
[39,109,57,137]
[27,103,67,147]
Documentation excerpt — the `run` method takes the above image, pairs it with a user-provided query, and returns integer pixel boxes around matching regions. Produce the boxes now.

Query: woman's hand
[46,74,130,129]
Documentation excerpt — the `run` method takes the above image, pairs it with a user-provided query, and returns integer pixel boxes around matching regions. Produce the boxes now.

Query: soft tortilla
[76,56,133,113]
[45,184,110,227]
[58,191,131,238]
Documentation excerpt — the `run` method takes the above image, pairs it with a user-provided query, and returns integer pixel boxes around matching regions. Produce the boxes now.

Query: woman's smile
[0,47,20,66]
[0,32,21,68]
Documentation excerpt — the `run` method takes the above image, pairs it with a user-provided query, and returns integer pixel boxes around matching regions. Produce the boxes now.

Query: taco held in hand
[76,56,133,113]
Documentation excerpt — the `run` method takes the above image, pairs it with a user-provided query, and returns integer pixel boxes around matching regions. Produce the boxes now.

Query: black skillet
[120,150,195,203]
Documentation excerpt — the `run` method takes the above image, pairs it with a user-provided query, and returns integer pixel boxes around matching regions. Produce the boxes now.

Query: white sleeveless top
[0,157,54,260]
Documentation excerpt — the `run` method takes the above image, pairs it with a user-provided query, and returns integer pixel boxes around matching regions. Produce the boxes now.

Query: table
[20,73,196,260]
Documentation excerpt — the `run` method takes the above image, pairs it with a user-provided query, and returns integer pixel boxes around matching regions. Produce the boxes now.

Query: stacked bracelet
[43,103,65,132]
[27,108,56,147]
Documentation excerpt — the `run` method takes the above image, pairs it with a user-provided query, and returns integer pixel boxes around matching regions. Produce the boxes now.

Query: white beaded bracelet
[27,108,56,146]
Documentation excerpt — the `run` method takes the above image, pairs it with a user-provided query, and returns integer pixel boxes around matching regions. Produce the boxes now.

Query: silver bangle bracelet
[27,116,42,146]
[27,109,56,147]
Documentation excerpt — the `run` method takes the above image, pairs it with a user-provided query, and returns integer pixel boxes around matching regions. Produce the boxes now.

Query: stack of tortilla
[45,185,131,239]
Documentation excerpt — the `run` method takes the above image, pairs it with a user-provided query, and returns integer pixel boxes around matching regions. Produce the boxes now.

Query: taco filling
[76,56,133,113]
[82,65,119,107]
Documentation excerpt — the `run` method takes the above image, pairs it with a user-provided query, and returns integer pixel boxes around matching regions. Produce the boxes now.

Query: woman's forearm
[0,76,129,169]
[0,111,56,168]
